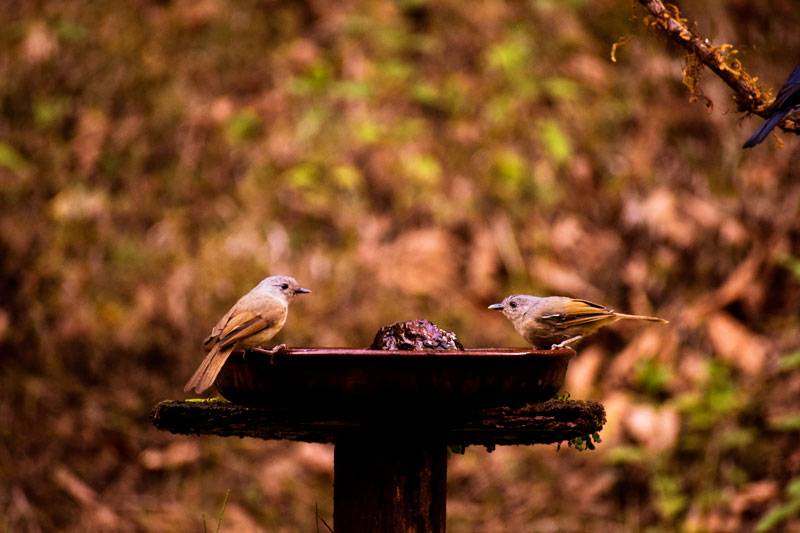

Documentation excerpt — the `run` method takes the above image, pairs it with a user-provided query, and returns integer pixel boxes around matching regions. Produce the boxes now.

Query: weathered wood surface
[149,398,605,446]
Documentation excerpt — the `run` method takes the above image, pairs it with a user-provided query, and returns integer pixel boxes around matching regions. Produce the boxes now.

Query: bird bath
[151,320,605,532]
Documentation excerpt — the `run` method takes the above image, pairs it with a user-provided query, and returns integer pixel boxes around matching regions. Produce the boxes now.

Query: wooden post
[151,399,606,530]
[334,434,447,533]
[330,320,457,532]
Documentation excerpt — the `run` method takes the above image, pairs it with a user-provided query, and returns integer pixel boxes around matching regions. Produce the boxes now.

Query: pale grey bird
[184,275,310,394]
[489,294,666,349]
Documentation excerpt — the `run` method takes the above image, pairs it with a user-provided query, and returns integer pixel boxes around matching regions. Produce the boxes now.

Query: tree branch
[636,0,800,134]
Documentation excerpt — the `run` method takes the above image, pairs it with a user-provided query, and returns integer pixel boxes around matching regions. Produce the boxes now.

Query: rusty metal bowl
[214,348,575,412]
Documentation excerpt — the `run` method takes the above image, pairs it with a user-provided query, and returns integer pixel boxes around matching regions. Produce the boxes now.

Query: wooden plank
[149,399,605,446]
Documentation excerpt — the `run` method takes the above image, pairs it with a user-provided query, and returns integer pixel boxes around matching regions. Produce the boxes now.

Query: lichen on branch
[636,0,800,135]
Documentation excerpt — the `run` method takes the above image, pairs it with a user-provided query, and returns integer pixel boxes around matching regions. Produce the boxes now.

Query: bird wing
[541,298,615,328]
[203,305,237,351]
[771,65,800,110]
[772,83,800,110]
[218,302,287,345]
[217,310,268,347]
[185,313,279,394]
[187,305,287,394]
[205,299,286,349]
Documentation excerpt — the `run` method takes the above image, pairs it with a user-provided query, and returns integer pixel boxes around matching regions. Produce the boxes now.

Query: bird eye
[280,283,289,290]
[509,301,517,308]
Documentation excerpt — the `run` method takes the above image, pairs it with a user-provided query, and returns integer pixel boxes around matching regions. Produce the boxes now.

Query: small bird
[488,295,667,349]
[184,275,310,394]
[743,64,800,148]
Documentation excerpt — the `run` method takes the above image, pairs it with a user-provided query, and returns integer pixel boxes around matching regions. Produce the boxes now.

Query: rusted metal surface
[213,346,575,410]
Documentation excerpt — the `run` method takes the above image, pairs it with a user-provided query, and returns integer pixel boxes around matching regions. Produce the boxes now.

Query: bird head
[260,275,311,302]
[488,294,539,324]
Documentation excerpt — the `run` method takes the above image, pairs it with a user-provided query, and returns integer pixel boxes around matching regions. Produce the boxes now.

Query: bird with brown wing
[488,294,667,349]
[184,275,310,394]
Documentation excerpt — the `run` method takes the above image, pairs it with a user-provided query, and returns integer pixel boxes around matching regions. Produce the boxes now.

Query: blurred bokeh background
[2,0,800,531]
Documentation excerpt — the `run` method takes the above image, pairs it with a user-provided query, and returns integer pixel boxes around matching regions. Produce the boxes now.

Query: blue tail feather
[743,107,792,148]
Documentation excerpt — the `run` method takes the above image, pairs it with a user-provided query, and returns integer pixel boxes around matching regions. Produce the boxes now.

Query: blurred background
[2,0,800,531]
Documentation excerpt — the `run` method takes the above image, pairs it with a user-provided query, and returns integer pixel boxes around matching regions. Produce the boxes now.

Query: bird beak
[295,287,311,294]
[487,303,504,310]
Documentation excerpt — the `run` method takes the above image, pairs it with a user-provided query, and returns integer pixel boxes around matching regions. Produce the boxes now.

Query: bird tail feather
[743,108,791,148]
[183,343,236,394]
[614,313,668,323]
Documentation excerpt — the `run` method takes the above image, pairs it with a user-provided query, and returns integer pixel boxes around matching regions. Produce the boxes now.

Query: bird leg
[248,344,289,364]
[268,343,288,365]
[551,335,582,349]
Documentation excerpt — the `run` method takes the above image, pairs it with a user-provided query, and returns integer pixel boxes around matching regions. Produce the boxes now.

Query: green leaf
[0,142,32,174]
[634,357,673,396]
[769,413,800,432]
[403,153,441,185]
[777,254,800,281]
[486,33,531,75]
[654,472,687,520]
[540,120,572,165]
[756,499,800,532]
[55,18,88,42]
[410,81,439,107]
[223,109,262,144]
[778,350,800,372]
[605,445,646,464]
[33,98,69,127]
[787,478,800,498]
[491,148,528,195]
[332,165,363,190]
[542,77,579,101]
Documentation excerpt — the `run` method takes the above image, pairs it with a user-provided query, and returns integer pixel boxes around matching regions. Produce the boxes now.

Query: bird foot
[268,344,288,365]
[247,344,289,363]
[551,336,582,350]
